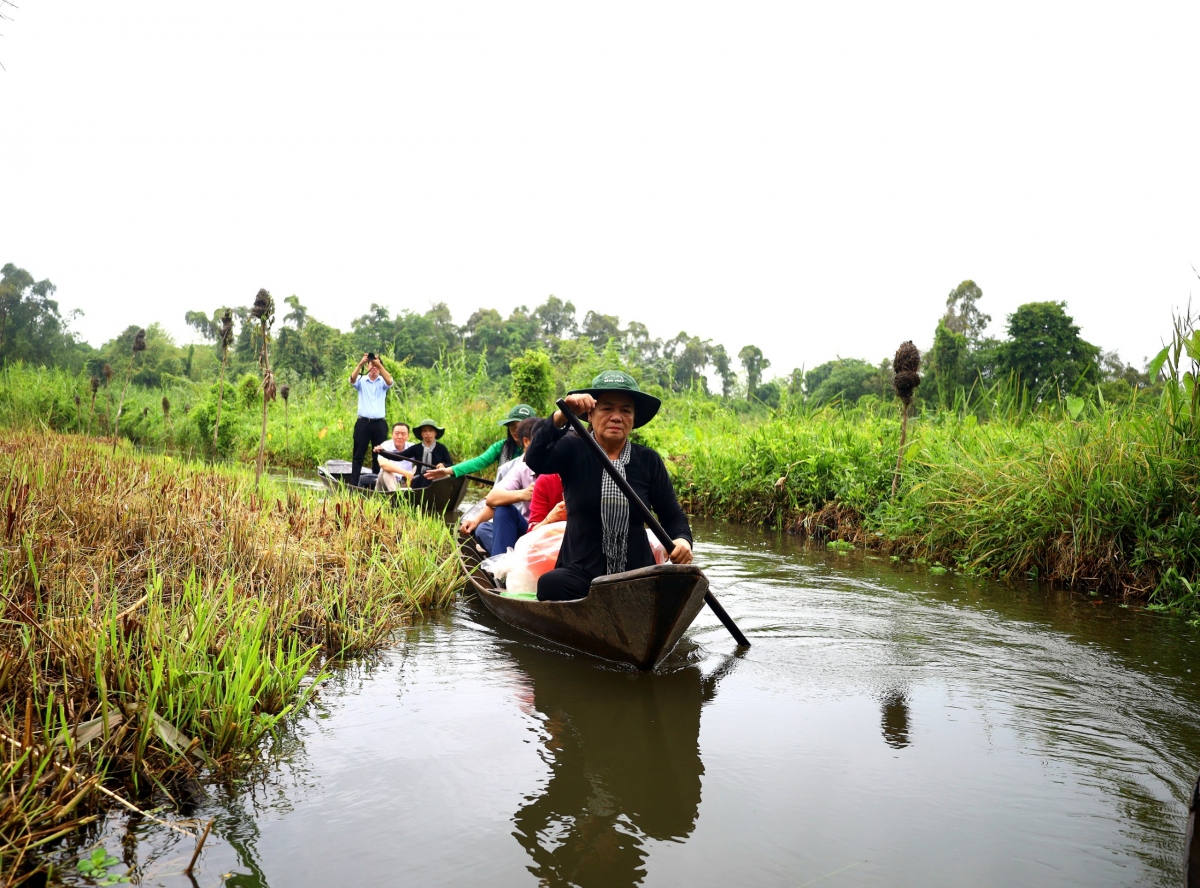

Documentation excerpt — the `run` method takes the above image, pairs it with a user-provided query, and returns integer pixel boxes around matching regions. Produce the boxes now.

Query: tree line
[1,261,1149,409]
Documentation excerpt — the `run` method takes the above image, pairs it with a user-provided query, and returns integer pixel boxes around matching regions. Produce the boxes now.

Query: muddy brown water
[43,520,1200,887]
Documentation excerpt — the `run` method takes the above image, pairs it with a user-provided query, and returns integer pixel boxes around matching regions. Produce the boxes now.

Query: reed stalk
[890,341,921,497]
[111,329,146,452]
[212,309,233,453]
[250,290,276,486]
[86,376,99,436]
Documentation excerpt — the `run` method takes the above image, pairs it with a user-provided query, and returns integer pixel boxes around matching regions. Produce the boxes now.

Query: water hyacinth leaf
[1065,395,1085,421]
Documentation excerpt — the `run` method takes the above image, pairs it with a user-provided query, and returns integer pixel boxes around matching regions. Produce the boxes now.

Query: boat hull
[459,535,709,670]
[317,461,469,515]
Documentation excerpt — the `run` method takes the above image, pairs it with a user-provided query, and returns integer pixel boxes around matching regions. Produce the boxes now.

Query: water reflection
[879,689,911,750]
[503,641,735,886]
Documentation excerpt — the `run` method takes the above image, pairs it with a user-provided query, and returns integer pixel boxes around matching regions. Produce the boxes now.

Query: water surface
[53,521,1200,886]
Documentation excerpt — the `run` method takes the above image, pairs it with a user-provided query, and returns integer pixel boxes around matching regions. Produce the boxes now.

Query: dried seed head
[74,394,81,407]
[280,384,290,401]
[250,289,274,321]
[263,371,277,402]
[90,376,100,393]
[891,341,921,405]
[133,329,147,353]
[893,341,920,374]
[162,396,170,416]
[218,309,234,348]
[102,363,113,382]
[142,406,150,418]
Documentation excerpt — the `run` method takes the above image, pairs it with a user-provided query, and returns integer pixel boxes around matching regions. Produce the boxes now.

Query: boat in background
[317,459,469,515]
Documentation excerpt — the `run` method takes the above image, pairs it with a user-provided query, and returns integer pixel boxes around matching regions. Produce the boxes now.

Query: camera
[367,352,376,362]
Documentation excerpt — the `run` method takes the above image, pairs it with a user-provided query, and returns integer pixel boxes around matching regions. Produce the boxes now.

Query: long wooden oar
[555,399,751,648]
[383,453,493,486]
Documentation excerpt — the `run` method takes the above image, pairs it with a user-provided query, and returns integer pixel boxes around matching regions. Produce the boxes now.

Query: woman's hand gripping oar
[555,398,751,648]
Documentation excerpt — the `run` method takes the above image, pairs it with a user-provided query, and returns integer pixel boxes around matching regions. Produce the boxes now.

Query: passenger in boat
[373,422,415,492]
[525,370,692,602]
[480,418,541,555]
[425,404,536,482]
[396,419,454,489]
[348,353,395,486]
[461,419,539,554]
[526,473,564,532]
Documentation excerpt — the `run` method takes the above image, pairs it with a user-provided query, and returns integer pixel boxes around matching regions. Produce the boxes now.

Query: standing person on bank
[349,353,394,486]
[525,371,693,602]
[425,404,536,483]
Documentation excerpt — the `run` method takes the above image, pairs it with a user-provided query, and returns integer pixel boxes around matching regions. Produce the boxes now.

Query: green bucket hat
[568,370,661,428]
[412,418,445,439]
[499,404,536,426]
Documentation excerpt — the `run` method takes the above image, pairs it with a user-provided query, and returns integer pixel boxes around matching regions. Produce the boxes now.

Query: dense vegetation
[2,258,1196,627]
[0,433,460,878]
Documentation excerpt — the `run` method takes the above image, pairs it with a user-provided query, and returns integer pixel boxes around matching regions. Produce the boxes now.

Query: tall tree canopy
[1002,301,1099,393]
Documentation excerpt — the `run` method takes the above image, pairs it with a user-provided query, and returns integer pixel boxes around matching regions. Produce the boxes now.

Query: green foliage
[237,372,261,408]
[805,358,890,407]
[0,262,91,372]
[943,279,991,344]
[738,345,770,401]
[1002,301,1100,395]
[510,349,554,415]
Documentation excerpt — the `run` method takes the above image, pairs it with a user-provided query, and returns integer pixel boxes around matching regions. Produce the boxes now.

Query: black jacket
[398,442,454,479]
[525,418,692,581]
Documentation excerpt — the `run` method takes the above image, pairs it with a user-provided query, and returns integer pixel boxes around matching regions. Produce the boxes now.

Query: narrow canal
[54,521,1200,886]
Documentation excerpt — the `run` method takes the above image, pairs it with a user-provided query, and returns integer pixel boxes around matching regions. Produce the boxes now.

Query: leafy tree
[0,263,88,370]
[943,280,991,345]
[711,345,737,398]
[462,308,506,363]
[806,358,885,406]
[184,309,221,342]
[282,295,309,330]
[582,311,622,351]
[927,319,968,405]
[738,345,770,401]
[510,349,554,415]
[351,303,394,356]
[533,295,578,340]
[1002,301,1099,393]
[97,323,182,387]
[753,381,782,408]
[663,333,711,392]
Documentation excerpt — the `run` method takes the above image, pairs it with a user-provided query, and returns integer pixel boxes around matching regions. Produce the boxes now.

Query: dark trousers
[351,417,388,485]
[491,505,528,556]
[536,568,592,602]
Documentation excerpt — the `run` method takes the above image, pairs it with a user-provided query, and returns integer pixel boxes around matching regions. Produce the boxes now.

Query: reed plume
[112,329,146,451]
[891,341,921,496]
[212,309,235,454]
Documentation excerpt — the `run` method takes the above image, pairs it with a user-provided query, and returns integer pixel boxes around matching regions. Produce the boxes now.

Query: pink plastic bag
[504,522,667,595]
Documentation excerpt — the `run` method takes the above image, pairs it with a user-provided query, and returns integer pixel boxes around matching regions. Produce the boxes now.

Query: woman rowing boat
[525,370,693,602]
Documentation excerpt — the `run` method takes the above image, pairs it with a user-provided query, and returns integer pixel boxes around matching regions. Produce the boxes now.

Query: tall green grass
[0,431,463,875]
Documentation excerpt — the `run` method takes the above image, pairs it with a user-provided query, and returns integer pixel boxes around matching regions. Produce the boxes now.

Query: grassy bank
[5,353,1200,622]
[0,433,460,879]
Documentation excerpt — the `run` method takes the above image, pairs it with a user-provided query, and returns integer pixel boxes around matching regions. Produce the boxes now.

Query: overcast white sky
[2,1,1197,377]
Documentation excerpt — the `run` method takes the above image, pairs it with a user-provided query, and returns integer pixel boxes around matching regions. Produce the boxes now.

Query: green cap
[499,404,536,426]
[412,418,445,439]
[568,370,662,428]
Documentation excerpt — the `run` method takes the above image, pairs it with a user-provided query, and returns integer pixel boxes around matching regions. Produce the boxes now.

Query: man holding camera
[349,352,395,486]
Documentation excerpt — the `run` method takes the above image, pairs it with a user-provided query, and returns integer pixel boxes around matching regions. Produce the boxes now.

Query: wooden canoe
[317,460,470,515]
[458,534,709,670]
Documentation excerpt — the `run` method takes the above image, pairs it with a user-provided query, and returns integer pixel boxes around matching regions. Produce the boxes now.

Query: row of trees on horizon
[0,260,1150,409]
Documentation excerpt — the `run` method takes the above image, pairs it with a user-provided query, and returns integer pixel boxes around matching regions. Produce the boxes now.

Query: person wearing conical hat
[426,404,536,483]
[524,371,693,602]
[396,418,454,489]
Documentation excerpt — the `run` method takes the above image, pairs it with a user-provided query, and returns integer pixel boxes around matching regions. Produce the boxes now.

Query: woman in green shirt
[424,404,536,482]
